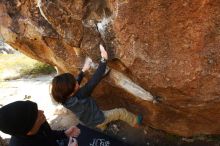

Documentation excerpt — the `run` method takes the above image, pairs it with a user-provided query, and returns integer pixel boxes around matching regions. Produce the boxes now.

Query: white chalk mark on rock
[110,69,154,101]
[90,61,154,101]
[37,0,49,22]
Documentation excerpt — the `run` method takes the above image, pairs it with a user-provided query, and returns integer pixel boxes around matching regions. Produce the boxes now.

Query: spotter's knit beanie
[0,100,38,136]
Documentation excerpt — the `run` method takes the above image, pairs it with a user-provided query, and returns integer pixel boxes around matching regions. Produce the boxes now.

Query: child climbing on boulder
[51,44,142,130]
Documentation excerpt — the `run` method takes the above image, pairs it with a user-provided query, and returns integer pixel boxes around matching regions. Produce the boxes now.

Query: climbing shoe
[135,114,143,128]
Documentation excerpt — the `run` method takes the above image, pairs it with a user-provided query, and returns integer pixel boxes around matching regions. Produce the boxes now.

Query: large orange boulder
[0,0,220,136]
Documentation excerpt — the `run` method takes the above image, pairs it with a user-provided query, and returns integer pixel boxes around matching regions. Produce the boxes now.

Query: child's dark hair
[51,73,76,103]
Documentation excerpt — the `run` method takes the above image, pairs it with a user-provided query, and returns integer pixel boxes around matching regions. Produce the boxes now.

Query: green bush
[0,53,56,79]
[20,62,56,76]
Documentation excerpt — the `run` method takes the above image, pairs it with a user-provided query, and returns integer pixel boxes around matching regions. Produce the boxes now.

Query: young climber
[0,100,80,146]
[51,45,142,130]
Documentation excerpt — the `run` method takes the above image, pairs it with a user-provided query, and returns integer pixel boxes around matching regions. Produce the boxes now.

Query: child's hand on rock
[100,44,108,60]
[82,57,92,72]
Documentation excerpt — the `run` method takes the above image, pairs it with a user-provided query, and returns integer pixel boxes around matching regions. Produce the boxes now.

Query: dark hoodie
[9,122,67,146]
[0,101,67,146]
[63,61,107,127]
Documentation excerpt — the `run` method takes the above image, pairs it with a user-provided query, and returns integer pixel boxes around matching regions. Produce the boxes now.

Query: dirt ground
[1,75,220,146]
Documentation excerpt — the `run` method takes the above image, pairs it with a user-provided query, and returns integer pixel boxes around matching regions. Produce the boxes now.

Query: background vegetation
[0,53,56,80]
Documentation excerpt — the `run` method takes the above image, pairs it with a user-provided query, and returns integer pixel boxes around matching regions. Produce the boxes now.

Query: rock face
[0,0,220,137]
[0,41,16,54]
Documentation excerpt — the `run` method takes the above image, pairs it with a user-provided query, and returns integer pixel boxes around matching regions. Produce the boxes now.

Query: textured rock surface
[0,0,220,137]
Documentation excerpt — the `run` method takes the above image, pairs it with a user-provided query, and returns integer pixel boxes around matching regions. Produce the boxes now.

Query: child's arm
[75,61,106,98]
[75,45,108,98]
[76,57,92,85]
[76,71,85,85]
